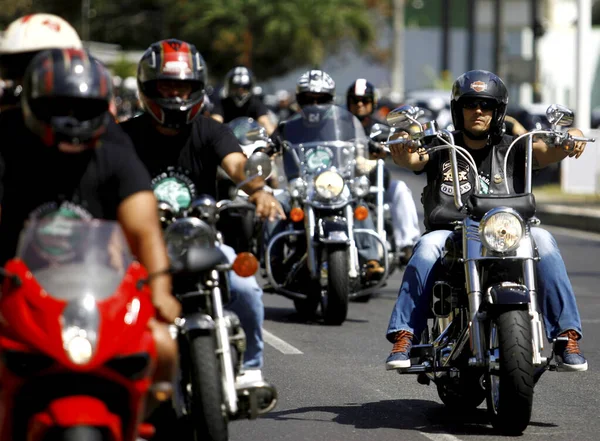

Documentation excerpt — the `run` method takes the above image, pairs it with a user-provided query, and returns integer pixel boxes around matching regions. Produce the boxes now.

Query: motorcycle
[263,104,389,324]
[381,104,594,434]
[0,218,157,441]
[152,152,277,441]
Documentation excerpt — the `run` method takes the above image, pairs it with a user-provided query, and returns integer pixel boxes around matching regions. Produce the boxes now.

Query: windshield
[16,218,134,301]
[281,104,367,178]
[227,117,262,145]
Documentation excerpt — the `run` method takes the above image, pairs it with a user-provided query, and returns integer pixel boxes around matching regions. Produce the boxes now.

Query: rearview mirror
[546,104,574,127]
[244,151,272,179]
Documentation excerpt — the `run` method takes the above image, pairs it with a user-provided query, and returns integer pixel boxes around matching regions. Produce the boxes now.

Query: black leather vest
[422,134,523,231]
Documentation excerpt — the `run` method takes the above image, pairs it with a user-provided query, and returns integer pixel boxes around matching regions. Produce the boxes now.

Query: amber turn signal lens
[354,205,369,221]
[232,252,259,277]
[290,207,305,222]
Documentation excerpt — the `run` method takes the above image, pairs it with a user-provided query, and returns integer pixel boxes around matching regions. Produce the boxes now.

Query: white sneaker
[235,369,264,387]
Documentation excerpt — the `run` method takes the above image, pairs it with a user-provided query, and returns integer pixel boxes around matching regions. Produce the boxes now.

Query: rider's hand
[388,131,420,155]
[368,140,387,160]
[564,128,587,159]
[153,292,181,323]
[249,190,286,222]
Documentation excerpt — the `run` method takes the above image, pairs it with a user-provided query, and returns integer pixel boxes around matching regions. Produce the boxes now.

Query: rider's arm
[257,114,276,135]
[251,98,276,135]
[532,128,586,168]
[210,97,225,123]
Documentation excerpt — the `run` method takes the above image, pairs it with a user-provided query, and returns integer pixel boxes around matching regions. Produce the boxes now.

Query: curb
[536,204,600,233]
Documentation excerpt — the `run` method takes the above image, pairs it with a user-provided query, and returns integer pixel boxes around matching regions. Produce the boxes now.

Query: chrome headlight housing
[314,171,344,200]
[288,178,308,199]
[479,208,524,253]
[164,217,215,262]
[350,175,370,198]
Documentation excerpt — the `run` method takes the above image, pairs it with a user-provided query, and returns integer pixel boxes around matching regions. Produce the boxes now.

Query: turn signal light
[290,207,305,222]
[354,205,369,221]
[232,252,259,277]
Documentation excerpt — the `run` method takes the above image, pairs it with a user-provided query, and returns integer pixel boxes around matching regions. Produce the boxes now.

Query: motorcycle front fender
[486,283,530,314]
[178,313,215,339]
[320,217,350,244]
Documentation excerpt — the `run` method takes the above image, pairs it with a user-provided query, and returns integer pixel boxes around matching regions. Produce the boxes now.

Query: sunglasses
[350,96,373,105]
[462,99,497,110]
[299,94,332,105]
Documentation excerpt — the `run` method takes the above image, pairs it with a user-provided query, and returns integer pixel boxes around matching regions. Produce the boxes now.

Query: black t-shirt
[120,113,242,199]
[419,132,526,231]
[0,113,151,265]
[212,95,269,123]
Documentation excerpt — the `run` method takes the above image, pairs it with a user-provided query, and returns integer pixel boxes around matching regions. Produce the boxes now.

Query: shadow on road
[264,305,369,325]
[264,399,557,436]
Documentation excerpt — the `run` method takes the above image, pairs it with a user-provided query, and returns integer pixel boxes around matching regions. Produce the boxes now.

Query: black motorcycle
[152,153,277,441]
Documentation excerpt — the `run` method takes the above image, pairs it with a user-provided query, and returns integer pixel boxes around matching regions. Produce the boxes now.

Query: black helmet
[138,39,207,129]
[295,70,335,107]
[346,78,376,113]
[21,49,112,147]
[223,66,255,107]
[450,70,508,140]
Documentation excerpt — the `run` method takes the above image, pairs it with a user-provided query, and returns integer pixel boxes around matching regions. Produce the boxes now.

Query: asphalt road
[230,167,600,441]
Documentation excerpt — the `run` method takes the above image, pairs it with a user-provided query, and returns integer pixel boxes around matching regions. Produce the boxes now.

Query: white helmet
[0,14,82,106]
[295,70,335,107]
[0,13,82,55]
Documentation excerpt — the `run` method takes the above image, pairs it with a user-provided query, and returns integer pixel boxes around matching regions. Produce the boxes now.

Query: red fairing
[0,260,157,441]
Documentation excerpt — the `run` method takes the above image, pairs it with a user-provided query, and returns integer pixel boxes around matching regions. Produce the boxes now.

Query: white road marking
[263,329,303,354]
[419,433,464,441]
[544,225,600,241]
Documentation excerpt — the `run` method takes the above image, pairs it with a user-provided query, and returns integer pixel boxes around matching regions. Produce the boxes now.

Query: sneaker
[366,260,385,281]
[385,330,414,370]
[235,368,264,388]
[555,330,588,372]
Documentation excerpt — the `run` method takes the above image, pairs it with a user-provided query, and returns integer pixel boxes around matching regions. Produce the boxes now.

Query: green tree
[167,0,375,80]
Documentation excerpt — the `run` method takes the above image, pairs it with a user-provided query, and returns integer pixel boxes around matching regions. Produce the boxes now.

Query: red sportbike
[0,219,157,441]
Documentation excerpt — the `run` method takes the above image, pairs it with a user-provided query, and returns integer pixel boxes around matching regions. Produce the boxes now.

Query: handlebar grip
[571,136,596,143]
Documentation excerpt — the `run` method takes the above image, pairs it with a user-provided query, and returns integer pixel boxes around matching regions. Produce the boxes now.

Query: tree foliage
[0,0,377,81]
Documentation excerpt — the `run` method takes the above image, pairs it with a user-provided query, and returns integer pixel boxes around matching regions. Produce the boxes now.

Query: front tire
[322,247,349,325]
[189,334,228,441]
[486,309,534,435]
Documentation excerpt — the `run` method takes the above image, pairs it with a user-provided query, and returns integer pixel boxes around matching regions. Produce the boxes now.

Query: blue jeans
[220,244,264,369]
[264,192,380,264]
[386,227,582,343]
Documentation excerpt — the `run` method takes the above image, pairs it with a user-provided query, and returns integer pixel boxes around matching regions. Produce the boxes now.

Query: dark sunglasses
[350,96,373,105]
[462,99,497,110]
[299,94,331,105]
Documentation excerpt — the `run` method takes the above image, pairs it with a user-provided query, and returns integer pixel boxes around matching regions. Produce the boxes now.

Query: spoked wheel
[485,310,534,435]
[189,334,229,441]
[321,246,349,325]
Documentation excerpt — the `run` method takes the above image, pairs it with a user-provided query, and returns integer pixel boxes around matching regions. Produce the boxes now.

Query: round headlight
[314,171,344,200]
[351,175,370,198]
[479,210,524,253]
[66,335,93,365]
[288,178,308,199]
[164,217,215,261]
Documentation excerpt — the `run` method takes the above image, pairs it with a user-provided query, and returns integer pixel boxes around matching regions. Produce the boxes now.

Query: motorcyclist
[120,39,285,386]
[346,78,420,263]
[265,69,385,281]
[0,13,82,113]
[0,48,181,413]
[385,70,588,372]
[211,65,276,134]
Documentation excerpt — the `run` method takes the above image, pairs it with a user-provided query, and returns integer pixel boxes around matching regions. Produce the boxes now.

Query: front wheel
[189,334,229,441]
[322,246,349,325]
[485,309,534,435]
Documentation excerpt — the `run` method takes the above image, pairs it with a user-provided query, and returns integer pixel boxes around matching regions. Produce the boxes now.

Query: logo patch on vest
[440,160,472,196]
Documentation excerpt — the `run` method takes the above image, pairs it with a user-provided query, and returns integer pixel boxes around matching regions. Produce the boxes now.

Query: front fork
[464,229,545,367]
[207,270,238,415]
[304,204,360,279]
